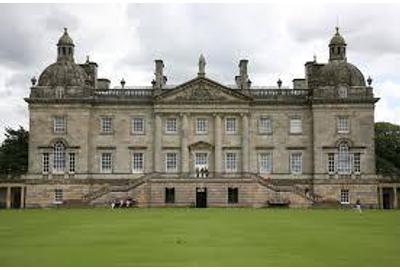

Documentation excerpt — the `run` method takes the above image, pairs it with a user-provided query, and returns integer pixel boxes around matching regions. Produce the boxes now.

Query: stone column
[394,187,398,209]
[241,113,249,173]
[378,186,383,209]
[6,186,11,209]
[181,113,189,174]
[214,114,222,175]
[20,187,25,209]
[154,113,162,172]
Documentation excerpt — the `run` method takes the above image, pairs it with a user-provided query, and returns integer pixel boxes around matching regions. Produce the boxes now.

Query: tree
[375,122,400,178]
[0,126,29,176]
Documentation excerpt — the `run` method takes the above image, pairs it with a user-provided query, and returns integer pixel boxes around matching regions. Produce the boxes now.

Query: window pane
[54,189,63,202]
[259,117,272,134]
[196,118,207,134]
[353,153,361,174]
[101,117,112,133]
[290,153,302,174]
[42,153,49,173]
[225,118,236,133]
[328,153,335,174]
[166,118,177,133]
[338,143,351,174]
[225,153,237,172]
[53,116,65,133]
[337,116,349,133]
[101,153,112,173]
[166,153,178,172]
[259,153,272,173]
[290,118,302,134]
[132,118,145,134]
[340,189,349,204]
[132,152,144,173]
[53,142,66,173]
[69,152,75,173]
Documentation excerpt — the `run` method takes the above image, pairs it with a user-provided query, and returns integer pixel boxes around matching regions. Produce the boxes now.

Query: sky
[0,3,400,141]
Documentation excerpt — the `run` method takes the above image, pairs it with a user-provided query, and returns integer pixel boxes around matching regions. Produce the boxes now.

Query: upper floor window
[225,117,237,134]
[165,118,177,134]
[132,152,144,173]
[337,116,350,134]
[259,153,272,174]
[165,152,178,172]
[53,142,66,173]
[101,152,112,173]
[225,152,238,172]
[196,118,208,134]
[289,117,302,134]
[101,117,113,134]
[53,116,65,133]
[337,143,351,175]
[290,152,303,174]
[132,117,145,134]
[259,117,272,134]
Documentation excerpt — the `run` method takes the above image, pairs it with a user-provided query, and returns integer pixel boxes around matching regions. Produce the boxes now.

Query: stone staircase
[82,173,157,205]
[250,173,320,205]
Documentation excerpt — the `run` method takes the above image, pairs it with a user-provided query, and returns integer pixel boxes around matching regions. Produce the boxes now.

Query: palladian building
[3,27,392,208]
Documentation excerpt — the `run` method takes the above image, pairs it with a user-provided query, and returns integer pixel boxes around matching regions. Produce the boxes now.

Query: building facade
[3,27,398,209]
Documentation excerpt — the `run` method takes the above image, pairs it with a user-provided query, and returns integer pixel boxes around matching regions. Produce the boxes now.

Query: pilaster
[214,114,222,174]
[154,113,162,172]
[181,113,189,174]
[241,113,249,173]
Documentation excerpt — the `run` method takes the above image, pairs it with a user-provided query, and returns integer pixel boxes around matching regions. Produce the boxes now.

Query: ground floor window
[165,188,175,203]
[340,189,350,204]
[228,187,239,204]
[42,153,49,173]
[69,152,76,173]
[54,189,63,203]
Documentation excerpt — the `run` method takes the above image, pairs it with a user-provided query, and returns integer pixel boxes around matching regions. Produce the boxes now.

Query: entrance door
[196,187,207,208]
[382,188,394,209]
[10,187,21,209]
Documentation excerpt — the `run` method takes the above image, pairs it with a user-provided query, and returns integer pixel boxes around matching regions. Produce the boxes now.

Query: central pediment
[155,77,252,103]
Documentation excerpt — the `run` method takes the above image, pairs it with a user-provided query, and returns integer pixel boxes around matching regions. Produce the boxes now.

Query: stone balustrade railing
[251,89,310,97]
[93,89,153,97]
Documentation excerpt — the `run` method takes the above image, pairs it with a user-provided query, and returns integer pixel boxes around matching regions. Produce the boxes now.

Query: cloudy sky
[0,3,400,141]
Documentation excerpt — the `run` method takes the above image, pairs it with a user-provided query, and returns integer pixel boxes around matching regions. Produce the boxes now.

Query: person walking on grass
[355,199,362,213]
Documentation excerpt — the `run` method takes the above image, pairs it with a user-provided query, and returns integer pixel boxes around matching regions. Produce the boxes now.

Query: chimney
[237,59,251,90]
[154,60,166,90]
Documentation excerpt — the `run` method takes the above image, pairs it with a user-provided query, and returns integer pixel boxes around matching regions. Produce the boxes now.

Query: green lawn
[0,208,399,266]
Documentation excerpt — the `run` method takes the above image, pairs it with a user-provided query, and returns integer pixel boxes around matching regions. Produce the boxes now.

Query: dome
[38,61,89,87]
[318,61,366,87]
[329,27,346,46]
[57,28,74,46]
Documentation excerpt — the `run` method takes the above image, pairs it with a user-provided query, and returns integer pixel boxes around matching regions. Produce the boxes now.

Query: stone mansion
[3,27,397,209]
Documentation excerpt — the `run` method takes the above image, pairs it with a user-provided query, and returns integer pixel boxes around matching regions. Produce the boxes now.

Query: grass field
[0,208,399,266]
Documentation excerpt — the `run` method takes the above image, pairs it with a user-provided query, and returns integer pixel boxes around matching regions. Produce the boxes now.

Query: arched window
[68,47,72,55]
[62,47,66,56]
[337,142,351,174]
[53,141,66,173]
